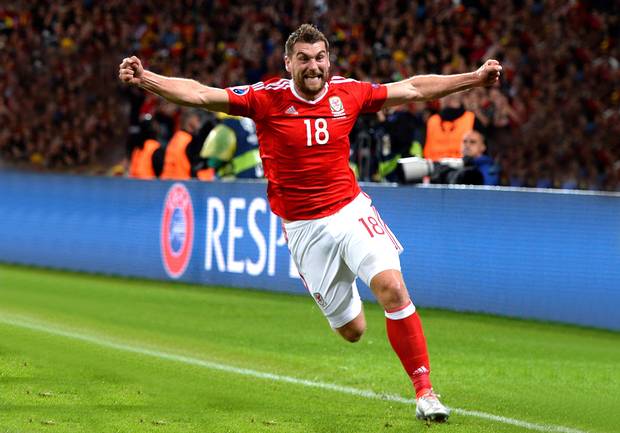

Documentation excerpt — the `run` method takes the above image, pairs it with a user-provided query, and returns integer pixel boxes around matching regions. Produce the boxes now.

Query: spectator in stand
[463,88,492,131]
[1,1,619,191]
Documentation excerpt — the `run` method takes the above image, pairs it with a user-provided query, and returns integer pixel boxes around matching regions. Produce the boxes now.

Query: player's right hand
[475,59,502,87]
[118,56,144,85]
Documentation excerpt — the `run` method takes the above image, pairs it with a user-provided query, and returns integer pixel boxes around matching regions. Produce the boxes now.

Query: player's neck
[292,82,328,102]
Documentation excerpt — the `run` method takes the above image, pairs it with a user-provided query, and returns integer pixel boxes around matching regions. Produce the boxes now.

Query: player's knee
[371,272,410,310]
[339,326,365,343]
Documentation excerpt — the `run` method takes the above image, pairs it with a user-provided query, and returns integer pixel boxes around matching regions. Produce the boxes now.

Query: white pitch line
[0,315,589,433]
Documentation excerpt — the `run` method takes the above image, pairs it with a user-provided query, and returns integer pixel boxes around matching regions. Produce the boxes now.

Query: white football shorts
[282,192,403,328]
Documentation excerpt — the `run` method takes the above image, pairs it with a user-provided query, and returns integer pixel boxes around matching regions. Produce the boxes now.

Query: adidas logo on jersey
[285,105,299,115]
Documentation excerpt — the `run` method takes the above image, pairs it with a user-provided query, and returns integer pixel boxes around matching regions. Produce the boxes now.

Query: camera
[398,157,464,183]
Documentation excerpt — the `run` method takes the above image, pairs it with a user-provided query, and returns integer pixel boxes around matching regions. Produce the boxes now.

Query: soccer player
[119,24,501,422]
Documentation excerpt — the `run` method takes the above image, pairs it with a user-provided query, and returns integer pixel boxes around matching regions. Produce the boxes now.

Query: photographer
[399,130,500,186]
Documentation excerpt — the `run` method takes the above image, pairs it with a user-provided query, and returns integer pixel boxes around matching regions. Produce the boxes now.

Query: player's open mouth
[304,75,322,85]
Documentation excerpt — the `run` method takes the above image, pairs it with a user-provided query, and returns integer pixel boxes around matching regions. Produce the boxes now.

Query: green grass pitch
[0,263,618,433]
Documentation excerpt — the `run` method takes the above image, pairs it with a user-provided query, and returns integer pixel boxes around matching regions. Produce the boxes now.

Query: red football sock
[385,301,432,398]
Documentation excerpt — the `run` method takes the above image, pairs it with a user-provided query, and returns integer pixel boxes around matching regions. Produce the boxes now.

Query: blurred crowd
[1,1,619,190]
[0,1,127,172]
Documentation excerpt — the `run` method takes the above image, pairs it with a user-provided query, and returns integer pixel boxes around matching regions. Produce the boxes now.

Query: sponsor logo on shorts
[313,292,327,308]
[161,183,194,279]
[231,86,250,95]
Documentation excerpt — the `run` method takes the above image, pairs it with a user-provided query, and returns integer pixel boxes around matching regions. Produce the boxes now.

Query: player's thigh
[340,198,403,287]
[283,220,362,329]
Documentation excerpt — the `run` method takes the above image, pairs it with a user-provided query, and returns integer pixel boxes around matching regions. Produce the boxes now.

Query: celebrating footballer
[119,23,501,423]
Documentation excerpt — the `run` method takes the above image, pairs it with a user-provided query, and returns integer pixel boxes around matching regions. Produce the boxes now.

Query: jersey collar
[289,80,329,104]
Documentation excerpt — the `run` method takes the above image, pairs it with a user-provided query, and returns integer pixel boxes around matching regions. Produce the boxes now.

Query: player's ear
[284,56,291,73]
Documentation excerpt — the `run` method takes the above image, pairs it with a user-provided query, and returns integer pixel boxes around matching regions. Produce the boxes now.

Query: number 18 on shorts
[282,192,403,328]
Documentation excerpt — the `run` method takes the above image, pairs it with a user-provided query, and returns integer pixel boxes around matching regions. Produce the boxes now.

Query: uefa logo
[231,85,249,95]
[160,183,194,279]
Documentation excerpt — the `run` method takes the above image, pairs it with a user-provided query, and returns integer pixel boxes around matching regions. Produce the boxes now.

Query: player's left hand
[476,59,502,86]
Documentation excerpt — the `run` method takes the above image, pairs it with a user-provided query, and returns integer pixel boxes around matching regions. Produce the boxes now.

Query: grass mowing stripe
[0,313,589,433]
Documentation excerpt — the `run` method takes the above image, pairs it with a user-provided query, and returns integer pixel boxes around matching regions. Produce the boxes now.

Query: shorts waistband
[282,192,370,231]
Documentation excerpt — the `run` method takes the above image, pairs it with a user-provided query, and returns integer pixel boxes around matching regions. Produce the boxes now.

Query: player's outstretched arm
[118,56,229,113]
[383,59,502,108]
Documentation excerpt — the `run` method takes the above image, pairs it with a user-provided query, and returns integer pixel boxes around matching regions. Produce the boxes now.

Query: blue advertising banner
[1,172,619,331]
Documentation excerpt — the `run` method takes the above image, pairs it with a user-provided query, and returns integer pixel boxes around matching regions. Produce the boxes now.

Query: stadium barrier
[1,172,618,331]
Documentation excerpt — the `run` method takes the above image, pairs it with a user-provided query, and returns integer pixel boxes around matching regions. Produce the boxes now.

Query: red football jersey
[225,77,387,220]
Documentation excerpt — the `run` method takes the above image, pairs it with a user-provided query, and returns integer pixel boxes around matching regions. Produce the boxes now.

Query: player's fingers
[487,66,501,78]
[120,64,135,75]
[119,69,134,82]
[120,57,141,73]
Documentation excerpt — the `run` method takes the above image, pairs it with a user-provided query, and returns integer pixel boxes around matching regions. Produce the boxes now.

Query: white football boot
[415,389,451,422]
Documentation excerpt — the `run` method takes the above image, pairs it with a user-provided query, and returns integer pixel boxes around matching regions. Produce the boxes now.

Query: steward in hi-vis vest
[160,130,193,180]
[423,92,484,162]
[423,110,475,161]
[160,110,215,180]
[129,138,160,179]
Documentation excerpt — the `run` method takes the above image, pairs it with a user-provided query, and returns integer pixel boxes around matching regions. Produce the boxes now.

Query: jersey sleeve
[225,84,264,120]
[358,82,388,113]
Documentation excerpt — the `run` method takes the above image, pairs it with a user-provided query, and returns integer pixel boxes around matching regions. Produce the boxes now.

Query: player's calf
[335,312,366,342]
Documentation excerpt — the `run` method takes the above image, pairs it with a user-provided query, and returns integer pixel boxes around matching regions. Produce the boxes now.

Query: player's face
[286,42,330,99]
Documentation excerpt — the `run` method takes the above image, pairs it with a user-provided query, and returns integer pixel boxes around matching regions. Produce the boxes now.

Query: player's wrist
[467,69,482,87]
[137,70,156,90]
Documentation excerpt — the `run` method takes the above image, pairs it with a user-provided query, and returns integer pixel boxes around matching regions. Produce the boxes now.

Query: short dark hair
[285,24,329,57]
